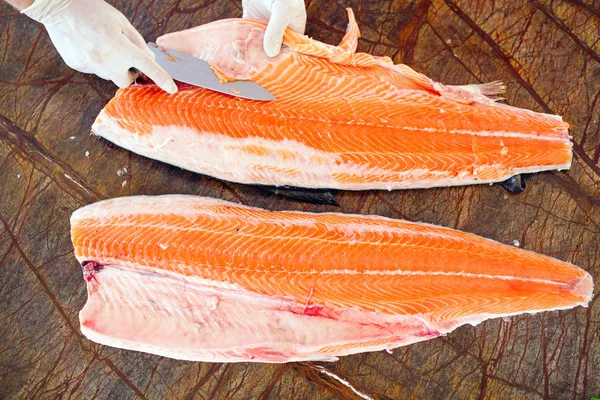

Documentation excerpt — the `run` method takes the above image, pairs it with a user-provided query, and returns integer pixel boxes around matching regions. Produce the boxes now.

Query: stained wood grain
[1,0,598,398]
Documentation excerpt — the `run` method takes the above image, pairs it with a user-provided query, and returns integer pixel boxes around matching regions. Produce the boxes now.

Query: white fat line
[307,269,571,287]
[447,128,568,142]
[315,365,373,400]
[396,126,567,142]
[96,260,575,289]
[90,260,247,292]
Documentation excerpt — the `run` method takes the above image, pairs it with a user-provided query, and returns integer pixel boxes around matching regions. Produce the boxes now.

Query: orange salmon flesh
[92,9,572,190]
[71,195,592,362]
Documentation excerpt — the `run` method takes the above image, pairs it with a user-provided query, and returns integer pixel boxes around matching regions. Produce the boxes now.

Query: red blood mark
[301,305,326,317]
[420,327,441,338]
[81,261,103,283]
[302,287,314,314]
[244,347,288,361]
[289,302,326,317]
[561,277,592,298]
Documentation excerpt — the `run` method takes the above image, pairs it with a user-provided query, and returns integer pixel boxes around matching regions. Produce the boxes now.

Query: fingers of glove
[109,69,135,88]
[61,53,94,74]
[94,53,138,87]
[264,0,292,57]
[94,68,114,82]
[131,47,177,94]
[288,0,307,33]
[241,0,251,18]
[120,19,155,59]
[46,29,93,73]
[241,0,268,19]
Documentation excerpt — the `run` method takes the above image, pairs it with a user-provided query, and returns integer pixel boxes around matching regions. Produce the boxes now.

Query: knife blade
[146,42,276,101]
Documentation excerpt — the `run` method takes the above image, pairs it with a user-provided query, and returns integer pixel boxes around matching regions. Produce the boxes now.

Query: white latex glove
[22,0,177,94]
[242,0,306,57]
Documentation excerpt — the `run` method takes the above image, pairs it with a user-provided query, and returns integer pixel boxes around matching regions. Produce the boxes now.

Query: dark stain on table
[1,0,599,398]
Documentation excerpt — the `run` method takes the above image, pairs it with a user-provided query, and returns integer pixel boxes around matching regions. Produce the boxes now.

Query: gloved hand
[242,0,306,57]
[22,0,177,94]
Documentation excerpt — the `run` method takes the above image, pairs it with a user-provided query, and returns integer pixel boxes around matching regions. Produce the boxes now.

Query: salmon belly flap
[71,195,592,362]
[92,9,572,190]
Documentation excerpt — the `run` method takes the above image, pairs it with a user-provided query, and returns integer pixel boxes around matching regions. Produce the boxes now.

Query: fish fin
[281,9,375,66]
[338,8,360,53]
[252,185,339,206]
[307,356,339,362]
[240,10,504,100]
[499,174,526,194]
[433,81,506,104]
[469,80,506,98]
[286,10,440,93]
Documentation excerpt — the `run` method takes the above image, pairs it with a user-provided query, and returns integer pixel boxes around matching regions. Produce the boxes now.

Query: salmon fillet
[91,9,571,190]
[71,195,592,362]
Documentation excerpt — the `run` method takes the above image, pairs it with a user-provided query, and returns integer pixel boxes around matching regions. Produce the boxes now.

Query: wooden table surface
[1,0,599,398]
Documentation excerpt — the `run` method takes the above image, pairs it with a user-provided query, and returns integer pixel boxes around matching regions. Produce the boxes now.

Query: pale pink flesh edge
[77,261,592,363]
[78,265,442,363]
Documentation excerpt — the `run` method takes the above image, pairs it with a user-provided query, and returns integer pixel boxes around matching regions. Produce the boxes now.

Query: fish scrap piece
[91,9,572,191]
[71,195,592,362]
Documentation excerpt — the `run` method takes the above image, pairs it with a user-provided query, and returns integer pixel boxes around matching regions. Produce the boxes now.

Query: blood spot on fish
[245,347,289,362]
[301,305,325,317]
[561,277,592,298]
[81,261,103,282]
[420,328,441,338]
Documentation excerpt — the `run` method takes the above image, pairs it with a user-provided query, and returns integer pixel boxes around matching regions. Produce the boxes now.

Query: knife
[145,42,276,101]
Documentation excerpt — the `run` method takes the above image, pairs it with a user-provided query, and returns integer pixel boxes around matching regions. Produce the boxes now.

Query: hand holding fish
[15,0,178,94]
[242,0,307,56]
